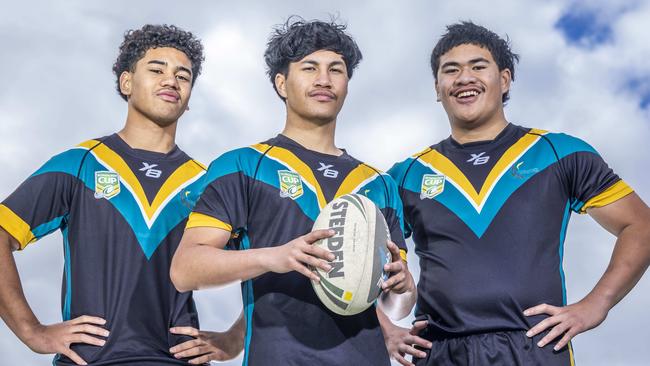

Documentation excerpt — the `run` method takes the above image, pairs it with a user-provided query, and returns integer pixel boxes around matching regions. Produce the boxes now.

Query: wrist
[18,321,44,345]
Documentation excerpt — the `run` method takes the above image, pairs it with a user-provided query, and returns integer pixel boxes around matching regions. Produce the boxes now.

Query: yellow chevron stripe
[78,140,205,220]
[581,180,634,214]
[568,340,575,366]
[186,212,232,231]
[0,204,36,249]
[334,164,378,198]
[252,143,327,209]
[419,129,547,207]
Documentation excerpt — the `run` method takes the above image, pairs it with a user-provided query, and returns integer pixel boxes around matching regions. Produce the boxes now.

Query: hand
[383,320,431,366]
[170,326,244,364]
[24,315,109,365]
[382,241,414,294]
[265,229,335,281]
[524,299,609,351]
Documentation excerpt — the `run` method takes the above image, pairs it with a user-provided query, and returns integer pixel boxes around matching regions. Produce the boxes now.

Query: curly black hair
[112,24,205,101]
[264,16,363,100]
[430,21,519,103]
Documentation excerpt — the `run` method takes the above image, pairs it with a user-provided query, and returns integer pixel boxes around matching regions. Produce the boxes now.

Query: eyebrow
[440,57,491,69]
[300,60,346,68]
[147,60,192,76]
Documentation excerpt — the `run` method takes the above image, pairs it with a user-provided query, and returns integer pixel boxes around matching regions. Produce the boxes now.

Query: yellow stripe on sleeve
[0,204,36,249]
[185,212,233,231]
[581,180,634,213]
[399,249,407,262]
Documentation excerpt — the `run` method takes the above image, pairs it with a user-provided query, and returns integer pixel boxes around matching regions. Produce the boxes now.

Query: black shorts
[414,329,574,366]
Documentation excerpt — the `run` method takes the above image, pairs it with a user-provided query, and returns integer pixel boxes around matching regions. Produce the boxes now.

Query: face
[275,50,349,124]
[119,47,193,127]
[435,43,511,128]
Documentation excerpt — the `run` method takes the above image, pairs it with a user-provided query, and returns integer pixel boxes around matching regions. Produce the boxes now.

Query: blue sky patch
[555,8,612,48]
[627,78,650,110]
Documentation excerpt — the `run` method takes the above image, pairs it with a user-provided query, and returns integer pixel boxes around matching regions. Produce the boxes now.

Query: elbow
[170,258,195,293]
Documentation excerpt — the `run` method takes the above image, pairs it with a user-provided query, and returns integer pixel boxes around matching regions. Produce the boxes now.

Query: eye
[330,68,344,74]
[473,65,487,71]
[302,66,316,72]
[149,69,163,74]
[443,68,458,74]
[176,74,190,82]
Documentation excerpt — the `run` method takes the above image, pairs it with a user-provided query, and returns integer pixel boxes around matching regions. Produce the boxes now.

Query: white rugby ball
[311,193,391,316]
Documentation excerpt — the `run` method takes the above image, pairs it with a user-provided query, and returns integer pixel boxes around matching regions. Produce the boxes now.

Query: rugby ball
[311,194,391,316]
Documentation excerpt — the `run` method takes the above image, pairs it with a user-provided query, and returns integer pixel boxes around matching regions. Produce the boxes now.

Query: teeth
[457,90,479,98]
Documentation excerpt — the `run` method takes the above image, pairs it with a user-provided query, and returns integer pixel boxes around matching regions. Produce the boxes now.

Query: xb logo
[317,162,339,178]
[467,152,490,166]
[140,162,162,178]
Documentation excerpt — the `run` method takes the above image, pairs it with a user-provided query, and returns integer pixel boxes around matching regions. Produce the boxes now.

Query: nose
[455,66,477,85]
[314,69,332,88]
[160,72,179,89]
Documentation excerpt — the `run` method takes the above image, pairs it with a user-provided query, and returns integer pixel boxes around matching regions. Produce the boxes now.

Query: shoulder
[387,146,434,185]
[32,138,104,178]
[529,129,598,159]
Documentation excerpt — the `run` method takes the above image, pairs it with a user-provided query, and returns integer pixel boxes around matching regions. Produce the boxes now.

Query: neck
[282,112,340,155]
[450,113,509,144]
[119,111,178,153]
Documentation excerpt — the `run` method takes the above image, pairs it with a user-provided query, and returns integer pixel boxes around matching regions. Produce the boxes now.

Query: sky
[1,0,649,365]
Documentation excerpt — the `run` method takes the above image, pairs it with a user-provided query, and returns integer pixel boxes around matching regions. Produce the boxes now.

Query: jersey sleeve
[387,159,414,239]
[0,149,84,250]
[380,174,408,261]
[186,148,256,233]
[551,134,634,214]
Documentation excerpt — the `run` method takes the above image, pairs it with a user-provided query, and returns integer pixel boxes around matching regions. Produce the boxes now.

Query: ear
[119,71,132,98]
[434,79,441,102]
[274,73,288,99]
[500,68,512,96]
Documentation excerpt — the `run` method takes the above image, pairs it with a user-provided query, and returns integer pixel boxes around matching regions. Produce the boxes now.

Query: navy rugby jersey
[0,134,206,365]
[188,134,406,366]
[389,124,632,340]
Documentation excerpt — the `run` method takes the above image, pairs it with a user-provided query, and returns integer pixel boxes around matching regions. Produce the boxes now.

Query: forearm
[171,243,272,291]
[378,286,417,321]
[584,223,650,310]
[0,231,41,344]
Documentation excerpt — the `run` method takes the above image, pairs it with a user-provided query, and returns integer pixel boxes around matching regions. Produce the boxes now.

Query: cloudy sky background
[1,0,649,365]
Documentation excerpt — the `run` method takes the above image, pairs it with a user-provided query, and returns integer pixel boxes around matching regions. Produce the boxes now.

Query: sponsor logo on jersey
[140,162,162,178]
[94,171,120,199]
[278,170,303,200]
[467,152,490,165]
[510,161,540,179]
[317,162,339,178]
[420,174,445,199]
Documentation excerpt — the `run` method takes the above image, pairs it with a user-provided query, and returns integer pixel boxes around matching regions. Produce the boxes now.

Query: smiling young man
[0,25,243,365]
[388,22,650,365]
[171,18,416,365]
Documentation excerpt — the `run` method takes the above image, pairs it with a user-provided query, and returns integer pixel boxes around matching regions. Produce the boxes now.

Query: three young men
[388,22,650,365]
[0,25,243,365]
[171,19,416,365]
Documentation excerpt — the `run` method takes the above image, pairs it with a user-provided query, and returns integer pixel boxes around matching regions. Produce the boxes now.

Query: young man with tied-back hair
[387,22,650,365]
[0,24,243,365]
[171,17,416,366]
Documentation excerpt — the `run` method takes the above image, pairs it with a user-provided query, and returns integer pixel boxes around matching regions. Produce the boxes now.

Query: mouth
[308,90,336,102]
[452,88,482,103]
[157,90,180,103]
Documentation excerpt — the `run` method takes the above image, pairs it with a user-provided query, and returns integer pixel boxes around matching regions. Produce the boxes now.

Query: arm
[525,192,650,349]
[169,310,246,364]
[378,241,417,320]
[0,229,108,365]
[170,226,335,292]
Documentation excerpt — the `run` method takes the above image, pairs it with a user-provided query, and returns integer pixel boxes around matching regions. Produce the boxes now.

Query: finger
[526,315,562,338]
[523,303,559,317]
[72,315,107,326]
[399,343,428,359]
[61,348,87,365]
[294,262,321,282]
[553,330,575,351]
[387,241,401,262]
[538,322,568,348]
[169,326,200,337]
[71,334,107,347]
[174,344,209,359]
[382,272,405,291]
[393,352,415,366]
[170,339,203,354]
[190,352,223,364]
[302,229,335,244]
[410,320,428,335]
[296,251,331,272]
[405,334,432,349]
[72,324,110,337]
[384,261,404,274]
[302,243,336,262]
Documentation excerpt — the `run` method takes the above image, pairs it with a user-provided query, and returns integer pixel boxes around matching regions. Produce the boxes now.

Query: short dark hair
[430,21,519,103]
[112,24,205,101]
[264,16,363,99]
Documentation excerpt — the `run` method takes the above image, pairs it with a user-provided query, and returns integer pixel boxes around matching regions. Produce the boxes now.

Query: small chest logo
[420,174,445,200]
[94,171,121,199]
[140,162,162,178]
[467,152,490,165]
[278,170,303,200]
[317,162,339,178]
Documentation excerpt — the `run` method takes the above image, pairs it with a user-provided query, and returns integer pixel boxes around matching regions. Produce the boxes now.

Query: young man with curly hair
[0,24,243,365]
[387,21,650,365]
[171,18,416,366]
